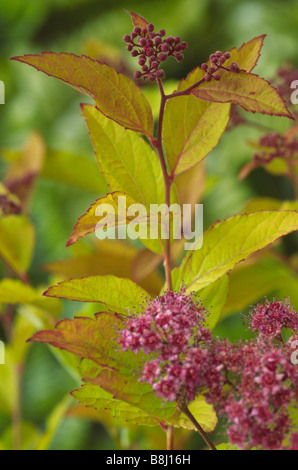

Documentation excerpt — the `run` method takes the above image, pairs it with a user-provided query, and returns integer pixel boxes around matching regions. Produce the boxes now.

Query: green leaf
[216,442,240,450]
[162,35,267,177]
[11,53,154,137]
[81,104,163,206]
[171,395,217,432]
[72,383,159,427]
[0,215,35,278]
[66,192,146,246]
[163,92,230,175]
[173,211,298,292]
[66,191,164,255]
[195,275,229,329]
[191,71,293,119]
[43,275,150,315]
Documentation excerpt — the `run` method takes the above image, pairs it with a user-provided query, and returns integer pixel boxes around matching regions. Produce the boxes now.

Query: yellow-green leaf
[162,35,267,176]
[66,191,163,254]
[81,104,163,206]
[227,35,266,73]
[11,53,154,137]
[163,94,230,175]
[43,275,150,315]
[173,211,298,292]
[191,71,293,119]
[67,192,145,246]
[72,384,159,427]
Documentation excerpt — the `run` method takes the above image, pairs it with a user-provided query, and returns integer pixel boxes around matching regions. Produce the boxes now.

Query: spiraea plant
[10,11,298,450]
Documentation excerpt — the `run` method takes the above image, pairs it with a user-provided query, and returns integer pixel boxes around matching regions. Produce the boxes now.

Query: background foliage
[0,0,297,450]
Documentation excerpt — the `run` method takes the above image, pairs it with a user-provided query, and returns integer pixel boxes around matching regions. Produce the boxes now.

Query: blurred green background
[0,0,297,450]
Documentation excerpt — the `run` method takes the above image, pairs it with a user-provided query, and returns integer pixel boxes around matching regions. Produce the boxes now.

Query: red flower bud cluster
[200,51,240,82]
[123,24,187,81]
[253,132,298,166]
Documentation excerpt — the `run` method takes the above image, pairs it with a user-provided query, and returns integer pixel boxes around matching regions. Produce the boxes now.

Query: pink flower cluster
[221,339,298,449]
[119,295,298,449]
[119,290,212,402]
[123,24,187,81]
[246,298,298,338]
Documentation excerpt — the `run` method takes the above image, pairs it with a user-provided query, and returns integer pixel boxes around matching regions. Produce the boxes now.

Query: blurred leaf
[0,215,35,278]
[43,149,108,193]
[173,211,298,292]
[131,248,162,284]
[174,160,206,209]
[0,279,38,304]
[43,275,150,315]
[0,421,39,450]
[10,313,36,364]
[0,348,16,413]
[44,240,163,297]
[0,183,21,217]
[0,279,61,319]
[242,198,298,214]
[12,53,154,137]
[3,132,45,211]
[222,254,294,317]
[34,395,73,450]
[126,10,149,29]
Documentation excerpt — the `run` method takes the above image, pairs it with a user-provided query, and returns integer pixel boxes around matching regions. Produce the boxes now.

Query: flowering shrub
[3,10,297,450]
[119,294,298,449]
